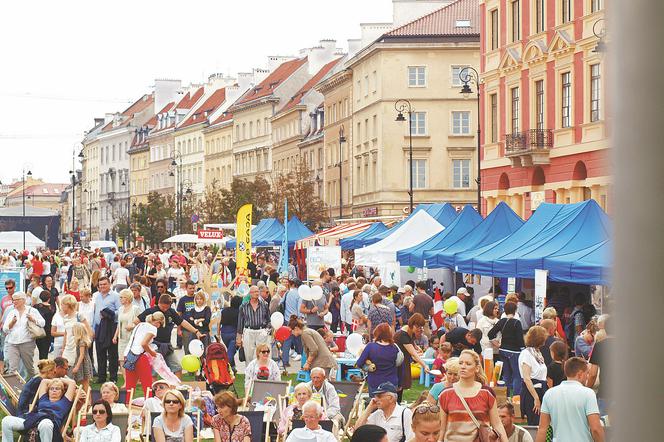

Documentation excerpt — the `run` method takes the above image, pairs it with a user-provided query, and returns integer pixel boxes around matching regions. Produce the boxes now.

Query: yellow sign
[236,204,252,270]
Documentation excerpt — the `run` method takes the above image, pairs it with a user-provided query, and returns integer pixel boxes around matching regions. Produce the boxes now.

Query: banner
[235,204,252,270]
[277,199,288,276]
[534,269,548,323]
[0,268,25,297]
[306,246,341,281]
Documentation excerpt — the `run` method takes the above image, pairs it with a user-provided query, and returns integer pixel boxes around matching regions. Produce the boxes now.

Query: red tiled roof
[149,102,176,134]
[234,57,308,106]
[211,111,233,126]
[101,94,154,132]
[180,88,227,128]
[176,87,204,110]
[384,0,479,37]
[279,58,343,114]
[14,183,68,197]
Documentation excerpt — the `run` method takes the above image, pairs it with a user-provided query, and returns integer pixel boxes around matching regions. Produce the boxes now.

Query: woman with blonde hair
[518,325,548,425]
[16,359,56,415]
[153,389,194,442]
[439,350,508,441]
[410,403,442,442]
[243,343,281,392]
[99,381,128,413]
[90,269,100,293]
[542,306,566,341]
[278,383,326,435]
[124,311,165,397]
[113,288,141,376]
[426,358,460,404]
[66,276,81,301]
[59,294,93,365]
[70,322,93,390]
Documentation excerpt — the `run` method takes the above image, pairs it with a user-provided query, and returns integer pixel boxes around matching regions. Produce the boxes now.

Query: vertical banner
[534,269,548,323]
[277,199,289,276]
[235,204,252,271]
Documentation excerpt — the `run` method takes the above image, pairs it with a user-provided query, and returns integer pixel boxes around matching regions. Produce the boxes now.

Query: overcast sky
[0,0,393,183]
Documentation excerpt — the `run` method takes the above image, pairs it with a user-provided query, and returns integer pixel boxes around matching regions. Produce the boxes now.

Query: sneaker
[291,354,301,361]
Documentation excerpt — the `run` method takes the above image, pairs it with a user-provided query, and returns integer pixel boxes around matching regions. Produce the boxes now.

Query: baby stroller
[202,341,237,394]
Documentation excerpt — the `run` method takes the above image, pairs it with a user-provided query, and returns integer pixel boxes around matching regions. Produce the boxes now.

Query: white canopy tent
[162,234,234,246]
[354,210,445,267]
[0,231,45,252]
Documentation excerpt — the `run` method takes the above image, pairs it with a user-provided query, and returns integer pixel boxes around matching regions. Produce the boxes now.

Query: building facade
[80,118,105,242]
[479,0,609,218]
[345,0,481,217]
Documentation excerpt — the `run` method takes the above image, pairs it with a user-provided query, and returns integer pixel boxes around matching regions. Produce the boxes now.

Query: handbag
[453,385,500,442]
[123,323,144,371]
[395,344,404,367]
[27,308,46,339]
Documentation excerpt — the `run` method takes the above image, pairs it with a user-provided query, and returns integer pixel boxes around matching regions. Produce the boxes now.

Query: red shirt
[31,258,44,276]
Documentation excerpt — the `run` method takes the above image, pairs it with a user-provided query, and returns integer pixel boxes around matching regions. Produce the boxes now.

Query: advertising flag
[277,199,288,276]
[236,204,252,270]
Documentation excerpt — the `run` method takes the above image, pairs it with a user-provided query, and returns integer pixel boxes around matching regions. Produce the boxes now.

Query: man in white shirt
[536,357,604,442]
[450,287,469,317]
[307,368,344,432]
[498,403,533,442]
[2,292,45,378]
[340,289,354,333]
[286,401,337,442]
[353,382,413,442]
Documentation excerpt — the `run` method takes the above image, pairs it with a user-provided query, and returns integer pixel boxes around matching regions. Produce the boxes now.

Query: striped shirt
[237,298,270,331]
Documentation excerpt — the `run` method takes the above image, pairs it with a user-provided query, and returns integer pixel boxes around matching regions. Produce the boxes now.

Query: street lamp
[395,99,414,214]
[459,67,482,216]
[121,180,132,249]
[338,125,346,219]
[22,168,32,251]
[169,150,185,234]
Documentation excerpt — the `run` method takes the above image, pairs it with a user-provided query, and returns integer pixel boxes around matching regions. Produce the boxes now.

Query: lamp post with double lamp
[395,99,414,214]
[337,125,346,218]
[69,148,84,246]
[459,67,482,216]
[169,150,185,235]
[22,167,33,251]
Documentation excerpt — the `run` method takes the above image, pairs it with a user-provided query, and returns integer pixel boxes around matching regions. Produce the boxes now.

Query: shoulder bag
[123,323,145,371]
[27,308,46,339]
[395,343,404,366]
[453,384,499,442]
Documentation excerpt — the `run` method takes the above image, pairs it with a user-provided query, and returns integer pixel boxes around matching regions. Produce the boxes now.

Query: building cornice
[315,69,353,95]
[230,96,279,114]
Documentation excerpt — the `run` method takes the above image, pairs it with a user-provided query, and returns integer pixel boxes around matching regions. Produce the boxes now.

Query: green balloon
[407,266,416,273]
[181,355,201,373]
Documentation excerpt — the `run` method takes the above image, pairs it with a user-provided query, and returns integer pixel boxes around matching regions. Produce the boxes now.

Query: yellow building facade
[204,113,234,189]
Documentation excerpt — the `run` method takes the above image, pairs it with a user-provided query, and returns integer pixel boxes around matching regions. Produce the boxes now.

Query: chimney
[104,113,115,124]
[306,39,338,75]
[94,117,105,127]
[154,79,182,114]
[347,39,362,57]
[206,73,236,93]
[267,55,296,71]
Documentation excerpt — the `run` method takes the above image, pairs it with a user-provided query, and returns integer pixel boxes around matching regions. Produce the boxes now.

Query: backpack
[203,342,235,389]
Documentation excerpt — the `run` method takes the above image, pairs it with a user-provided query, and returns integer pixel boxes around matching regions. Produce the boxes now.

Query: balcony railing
[505,129,553,154]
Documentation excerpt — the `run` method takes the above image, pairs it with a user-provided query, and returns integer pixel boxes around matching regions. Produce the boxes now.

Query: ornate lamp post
[395,99,414,214]
[459,67,482,216]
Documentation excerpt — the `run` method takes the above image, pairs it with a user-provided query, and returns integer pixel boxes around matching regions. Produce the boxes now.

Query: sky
[0,0,393,184]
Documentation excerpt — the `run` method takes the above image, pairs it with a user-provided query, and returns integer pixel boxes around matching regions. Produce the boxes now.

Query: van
[88,240,118,254]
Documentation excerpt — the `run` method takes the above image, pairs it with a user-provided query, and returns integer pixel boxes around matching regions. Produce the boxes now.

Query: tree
[199,179,226,224]
[133,192,176,247]
[216,176,273,223]
[272,159,329,229]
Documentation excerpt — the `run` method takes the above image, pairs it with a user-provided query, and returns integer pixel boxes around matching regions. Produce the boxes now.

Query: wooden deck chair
[60,387,83,438]
[246,379,289,423]
[0,380,18,416]
[291,419,334,432]
[238,410,270,442]
[0,371,25,404]
[340,380,365,439]
[143,410,200,442]
[75,386,93,432]
[330,380,364,423]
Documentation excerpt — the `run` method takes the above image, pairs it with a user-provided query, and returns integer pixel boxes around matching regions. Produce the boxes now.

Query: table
[335,357,358,381]
[419,358,436,387]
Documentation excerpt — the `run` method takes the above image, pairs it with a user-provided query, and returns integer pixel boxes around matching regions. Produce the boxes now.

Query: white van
[89,240,118,254]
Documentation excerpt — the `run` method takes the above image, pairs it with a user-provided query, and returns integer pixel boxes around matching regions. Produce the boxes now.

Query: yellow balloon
[410,363,421,378]
[181,355,201,373]
[443,299,458,315]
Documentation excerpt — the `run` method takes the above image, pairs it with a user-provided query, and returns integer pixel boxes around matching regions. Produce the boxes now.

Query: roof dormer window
[456,19,471,27]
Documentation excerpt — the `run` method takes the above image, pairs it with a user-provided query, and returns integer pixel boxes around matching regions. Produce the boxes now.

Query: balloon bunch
[181,339,205,373]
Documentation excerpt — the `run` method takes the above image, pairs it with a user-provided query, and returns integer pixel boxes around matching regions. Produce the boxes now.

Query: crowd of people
[0,246,609,442]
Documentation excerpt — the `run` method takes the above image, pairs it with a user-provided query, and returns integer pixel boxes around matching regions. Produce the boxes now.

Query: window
[561,0,571,23]
[511,87,520,133]
[409,159,426,189]
[364,76,369,96]
[410,112,426,135]
[408,66,426,86]
[536,0,545,33]
[372,71,377,92]
[561,72,571,128]
[456,19,471,27]
[452,66,470,87]
[536,80,545,130]
[591,0,602,13]
[453,159,471,188]
[490,94,498,142]
[452,111,471,135]
[511,0,520,42]
[491,9,499,50]
[591,64,601,122]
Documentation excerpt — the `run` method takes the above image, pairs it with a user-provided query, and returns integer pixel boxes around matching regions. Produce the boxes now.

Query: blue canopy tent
[397,205,482,267]
[250,219,285,247]
[285,216,314,247]
[226,218,276,248]
[454,200,611,280]
[544,240,611,285]
[423,202,524,269]
[356,203,459,248]
[339,222,388,249]
[256,216,313,247]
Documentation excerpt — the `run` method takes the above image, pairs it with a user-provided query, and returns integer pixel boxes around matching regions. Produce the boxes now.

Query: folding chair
[60,387,83,438]
[244,379,290,420]
[0,381,18,416]
[239,410,270,442]
[143,410,201,442]
[291,419,334,432]
[331,380,365,439]
[0,371,25,404]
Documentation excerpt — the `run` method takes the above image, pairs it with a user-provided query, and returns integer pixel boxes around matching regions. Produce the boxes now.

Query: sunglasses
[260,350,270,354]
[414,404,441,414]
[164,399,180,405]
[92,409,107,415]
[154,384,168,390]
[157,285,165,288]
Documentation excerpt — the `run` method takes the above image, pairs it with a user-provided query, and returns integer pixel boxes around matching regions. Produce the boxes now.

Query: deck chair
[89,387,135,407]
[143,410,201,442]
[0,380,18,416]
[291,419,334,432]
[244,379,290,423]
[239,410,270,442]
[0,371,26,403]
[330,380,364,423]
[76,412,131,442]
[60,387,84,438]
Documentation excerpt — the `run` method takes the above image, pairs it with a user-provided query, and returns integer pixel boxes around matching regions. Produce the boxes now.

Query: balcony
[505,129,553,167]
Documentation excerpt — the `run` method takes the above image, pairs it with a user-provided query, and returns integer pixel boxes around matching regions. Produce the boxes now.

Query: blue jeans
[220,327,237,368]
[281,334,302,367]
[499,349,522,396]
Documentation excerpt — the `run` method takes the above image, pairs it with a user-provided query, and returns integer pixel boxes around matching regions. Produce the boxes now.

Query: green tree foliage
[201,176,273,223]
[133,192,176,246]
[271,159,329,229]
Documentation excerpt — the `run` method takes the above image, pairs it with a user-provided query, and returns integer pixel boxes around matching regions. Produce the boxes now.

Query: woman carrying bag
[123,312,166,395]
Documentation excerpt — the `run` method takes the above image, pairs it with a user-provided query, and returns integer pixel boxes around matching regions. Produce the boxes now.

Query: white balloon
[270,312,285,329]
[310,285,324,300]
[323,312,332,324]
[346,333,363,356]
[298,285,312,301]
[188,339,205,358]
[237,283,250,296]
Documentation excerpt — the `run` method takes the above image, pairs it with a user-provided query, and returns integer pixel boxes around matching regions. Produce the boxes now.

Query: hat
[457,287,469,296]
[287,428,317,442]
[152,379,172,390]
[373,381,398,395]
[11,292,26,300]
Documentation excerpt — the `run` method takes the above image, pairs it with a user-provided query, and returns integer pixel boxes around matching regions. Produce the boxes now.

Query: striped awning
[295,222,373,249]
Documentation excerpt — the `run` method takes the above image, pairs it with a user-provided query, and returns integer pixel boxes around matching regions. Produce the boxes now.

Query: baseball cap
[457,287,469,296]
[373,381,398,395]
